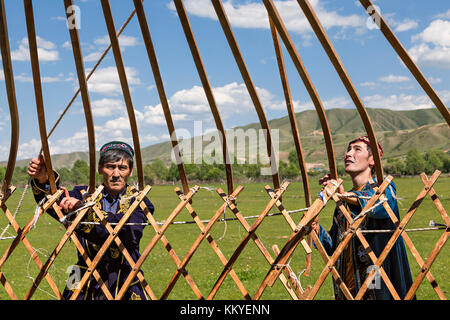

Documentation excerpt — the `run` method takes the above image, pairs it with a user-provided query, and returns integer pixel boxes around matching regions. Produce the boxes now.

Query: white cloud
[143,104,188,125]
[289,95,352,112]
[413,19,450,47]
[360,81,377,88]
[0,107,8,132]
[408,42,450,68]
[11,37,59,62]
[94,35,140,47]
[17,138,42,160]
[13,72,73,83]
[393,19,418,32]
[86,66,141,96]
[409,19,450,68]
[434,9,450,19]
[384,15,418,33]
[167,82,286,120]
[84,51,103,62]
[379,74,410,83]
[428,77,441,84]
[362,91,450,110]
[90,98,125,117]
[169,0,365,35]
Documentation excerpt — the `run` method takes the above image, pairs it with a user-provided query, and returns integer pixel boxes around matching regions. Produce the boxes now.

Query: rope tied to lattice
[30,197,47,231]
[272,253,308,294]
[338,197,388,242]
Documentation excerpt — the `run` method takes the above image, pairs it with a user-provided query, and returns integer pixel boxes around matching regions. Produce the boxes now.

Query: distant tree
[58,167,73,183]
[405,149,426,175]
[150,159,168,181]
[424,150,444,174]
[244,163,260,179]
[288,149,299,168]
[205,167,223,181]
[12,167,28,186]
[167,163,180,182]
[143,164,157,185]
[280,162,299,179]
[0,166,5,181]
[385,158,406,175]
[185,163,199,180]
[443,152,450,173]
[71,160,89,184]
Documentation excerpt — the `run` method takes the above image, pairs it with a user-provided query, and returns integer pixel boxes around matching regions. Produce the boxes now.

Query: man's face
[99,159,133,196]
[344,141,374,175]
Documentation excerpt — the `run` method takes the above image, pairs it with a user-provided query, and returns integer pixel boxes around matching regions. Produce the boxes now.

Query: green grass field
[0,175,448,300]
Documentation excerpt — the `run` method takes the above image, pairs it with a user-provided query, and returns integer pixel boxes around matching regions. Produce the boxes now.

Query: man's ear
[128,167,133,177]
[368,155,375,169]
[98,165,103,175]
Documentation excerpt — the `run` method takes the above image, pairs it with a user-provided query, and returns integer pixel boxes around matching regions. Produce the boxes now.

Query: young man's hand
[319,173,345,194]
[318,173,331,186]
[311,216,320,234]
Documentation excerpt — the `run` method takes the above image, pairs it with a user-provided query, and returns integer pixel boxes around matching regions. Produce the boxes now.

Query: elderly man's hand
[59,187,81,213]
[27,154,48,184]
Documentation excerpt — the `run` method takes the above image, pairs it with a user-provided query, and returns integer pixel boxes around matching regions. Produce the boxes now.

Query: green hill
[7,108,449,169]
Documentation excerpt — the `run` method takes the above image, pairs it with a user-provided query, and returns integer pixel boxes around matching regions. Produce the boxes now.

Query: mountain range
[6,108,449,169]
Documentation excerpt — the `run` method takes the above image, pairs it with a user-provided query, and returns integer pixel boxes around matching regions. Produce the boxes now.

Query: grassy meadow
[0,175,448,300]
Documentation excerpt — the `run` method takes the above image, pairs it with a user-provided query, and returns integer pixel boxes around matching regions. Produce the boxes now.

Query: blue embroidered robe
[31,174,154,300]
[316,180,415,300]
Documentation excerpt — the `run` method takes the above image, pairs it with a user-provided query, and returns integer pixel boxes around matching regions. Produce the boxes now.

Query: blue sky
[0,0,449,161]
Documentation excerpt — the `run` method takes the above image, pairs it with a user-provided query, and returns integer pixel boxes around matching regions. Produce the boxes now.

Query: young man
[27,141,154,300]
[312,136,414,300]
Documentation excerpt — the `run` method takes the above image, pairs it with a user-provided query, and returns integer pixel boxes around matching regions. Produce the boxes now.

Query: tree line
[1,148,448,187]
[384,149,450,176]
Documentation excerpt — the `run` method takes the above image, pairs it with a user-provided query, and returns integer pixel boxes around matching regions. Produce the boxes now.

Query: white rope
[26,247,60,300]
[0,182,29,239]
[30,197,47,231]
[72,207,310,228]
[217,202,228,241]
[59,201,97,225]
[338,198,388,241]
[349,198,388,227]
[360,226,446,234]
[361,220,447,234]
[272,255,307,293]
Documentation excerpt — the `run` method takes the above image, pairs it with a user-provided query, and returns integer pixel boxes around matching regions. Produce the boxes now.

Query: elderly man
[312,136,414,300]
[27,141,153,300]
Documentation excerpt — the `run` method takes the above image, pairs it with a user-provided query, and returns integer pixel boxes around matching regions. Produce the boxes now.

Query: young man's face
[99,158,133,196]
[344,141,374,175]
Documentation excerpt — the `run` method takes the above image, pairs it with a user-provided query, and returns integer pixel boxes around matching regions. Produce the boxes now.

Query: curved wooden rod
[174,0,234,195]
[0,0,19,195]
[101,0,144,190]
[269,19,311,206]
[262,0,337,180]
[296,0,384,185]
[24,0,56,194]
[211,0,281,191]
[268,17,313,277]
[64,0,96,192]
[132,0,190,195]
[46,3,140,143]
[359,0,450,127]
